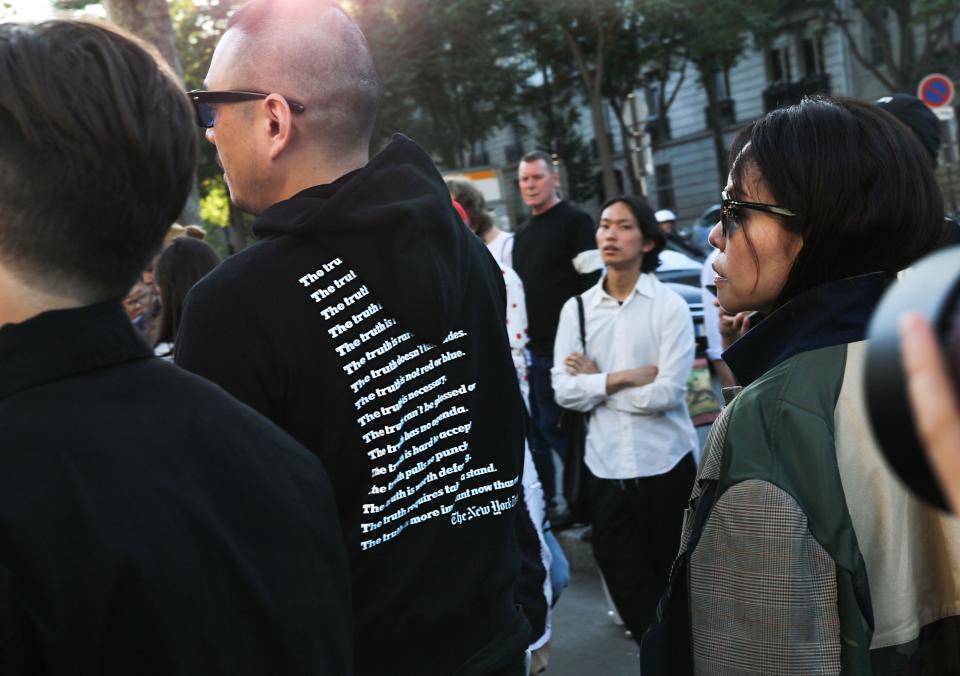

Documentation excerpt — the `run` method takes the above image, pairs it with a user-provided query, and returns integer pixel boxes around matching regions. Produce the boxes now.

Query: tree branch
[834,5,898,91]
[664,54,687,113]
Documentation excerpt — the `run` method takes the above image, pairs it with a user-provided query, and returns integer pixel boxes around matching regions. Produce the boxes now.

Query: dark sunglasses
[186,90,306,128]
[720,189,796,237]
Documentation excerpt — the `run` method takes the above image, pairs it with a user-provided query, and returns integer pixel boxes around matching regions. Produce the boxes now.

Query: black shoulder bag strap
[575,295,586,354]
[561,294,591,525]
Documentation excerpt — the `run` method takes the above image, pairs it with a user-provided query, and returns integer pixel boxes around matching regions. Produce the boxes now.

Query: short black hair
[600,196,665,273]
[226,0,381,153]
[152,237,221,347]
[0,21,196,302]
[729,95,947,310]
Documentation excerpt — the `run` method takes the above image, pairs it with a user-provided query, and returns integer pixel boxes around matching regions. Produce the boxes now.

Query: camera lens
[865,245,960,512]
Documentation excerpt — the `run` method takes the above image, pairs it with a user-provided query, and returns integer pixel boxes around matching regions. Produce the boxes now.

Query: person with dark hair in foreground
[552,196,697,645]
[642,96,959,675]
[151,236,221,360]
[175,1,530,674]
[0,19,350,675]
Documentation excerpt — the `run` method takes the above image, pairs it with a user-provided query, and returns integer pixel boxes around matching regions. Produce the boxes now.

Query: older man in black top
[0,20,349,675]
[513,151,601,519]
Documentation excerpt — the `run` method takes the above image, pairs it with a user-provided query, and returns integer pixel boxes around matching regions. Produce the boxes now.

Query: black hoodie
[177,136,529,675]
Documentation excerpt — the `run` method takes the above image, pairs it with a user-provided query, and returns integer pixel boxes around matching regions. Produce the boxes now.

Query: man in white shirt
[552,195,697,644]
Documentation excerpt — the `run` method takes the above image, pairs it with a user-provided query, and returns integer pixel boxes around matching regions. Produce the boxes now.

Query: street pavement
[543,423,712,675]
[549,562,639,674]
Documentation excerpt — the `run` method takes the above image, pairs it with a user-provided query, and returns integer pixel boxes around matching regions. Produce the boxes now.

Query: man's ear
[263,94,295,160]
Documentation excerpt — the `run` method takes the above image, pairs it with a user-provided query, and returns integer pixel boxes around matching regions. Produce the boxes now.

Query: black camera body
[865,245,960,512]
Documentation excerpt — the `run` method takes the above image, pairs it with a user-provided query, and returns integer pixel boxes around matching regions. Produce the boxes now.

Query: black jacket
[0,302,351,675]
[177,135,529,675]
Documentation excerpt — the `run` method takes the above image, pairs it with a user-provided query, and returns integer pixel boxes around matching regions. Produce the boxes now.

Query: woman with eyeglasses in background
[641,96,959,676]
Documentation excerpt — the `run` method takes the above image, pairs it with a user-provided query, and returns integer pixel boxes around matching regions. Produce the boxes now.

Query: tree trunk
[588,92,618,200]
[561,25,618,201]
[539,60,559,157]
[103,0,184,79]
[103,0,200,225]
[609,98,642,196]
[703,72,729,188]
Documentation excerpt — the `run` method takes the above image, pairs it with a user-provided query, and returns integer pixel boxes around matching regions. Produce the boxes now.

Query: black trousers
[588,453,695,645]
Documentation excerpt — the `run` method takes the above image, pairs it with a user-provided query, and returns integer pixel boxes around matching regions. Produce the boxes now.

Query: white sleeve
[700,249,724,361]
[551,298,608,412]
[571,249,603,274]
[607,293,694,414]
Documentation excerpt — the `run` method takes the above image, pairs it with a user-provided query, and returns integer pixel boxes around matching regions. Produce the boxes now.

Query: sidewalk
[544,423,712,675]
[548,566,639,674]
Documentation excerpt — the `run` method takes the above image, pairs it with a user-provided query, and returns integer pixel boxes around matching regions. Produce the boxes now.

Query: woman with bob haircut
[641,96,959,675]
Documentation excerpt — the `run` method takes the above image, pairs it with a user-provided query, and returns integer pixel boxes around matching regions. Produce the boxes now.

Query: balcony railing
[645,115,672,146]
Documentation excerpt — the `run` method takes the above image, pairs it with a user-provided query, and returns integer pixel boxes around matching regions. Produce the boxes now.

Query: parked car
[663,281,707,354]
[689,203,720,255]
[655,246,708,354]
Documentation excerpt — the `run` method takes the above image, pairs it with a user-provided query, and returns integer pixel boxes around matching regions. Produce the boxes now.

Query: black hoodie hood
[252,134,474,345]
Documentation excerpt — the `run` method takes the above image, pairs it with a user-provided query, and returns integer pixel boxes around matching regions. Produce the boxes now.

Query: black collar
[0,301,153,400]
[723,272,892,387]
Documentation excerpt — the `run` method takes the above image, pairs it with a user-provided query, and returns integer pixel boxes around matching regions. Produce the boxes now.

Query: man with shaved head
[177,1,531,674]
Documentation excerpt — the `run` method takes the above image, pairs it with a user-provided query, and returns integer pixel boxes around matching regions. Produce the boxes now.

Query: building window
[645,83,671,144]
[714,69,732,99]
[645,83,661,118]
[654,163,675,211]
[866,25,884,66]
[802,35,826,76]
[504,126,525,164]
[768,45,792,83]
[470,139,489,166]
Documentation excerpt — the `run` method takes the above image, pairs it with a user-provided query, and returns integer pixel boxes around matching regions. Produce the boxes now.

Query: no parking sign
[918,73,955,120]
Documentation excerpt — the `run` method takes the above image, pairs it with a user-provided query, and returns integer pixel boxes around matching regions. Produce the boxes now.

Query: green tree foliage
[169,0,251,253]
[510,0,690,200]
[516,0,633,201]
[508,7,598,203]
[352,0,531,168]
[668,0,779,185]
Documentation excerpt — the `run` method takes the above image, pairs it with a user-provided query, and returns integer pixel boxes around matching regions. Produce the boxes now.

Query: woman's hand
[719,306,754,351]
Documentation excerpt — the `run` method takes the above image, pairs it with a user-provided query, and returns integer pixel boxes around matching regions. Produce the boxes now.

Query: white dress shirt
[551,273,698,479]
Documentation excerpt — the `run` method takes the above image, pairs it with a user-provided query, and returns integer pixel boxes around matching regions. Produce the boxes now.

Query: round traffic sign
[917,73,954,108]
